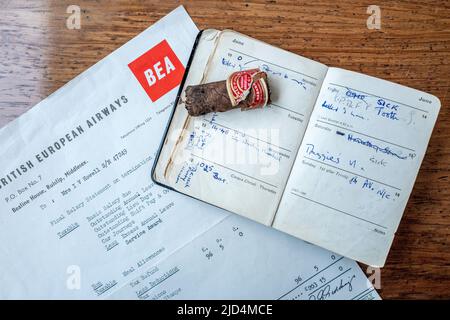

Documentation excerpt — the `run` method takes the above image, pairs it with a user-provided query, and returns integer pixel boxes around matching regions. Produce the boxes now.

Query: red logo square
[128,40,185,102]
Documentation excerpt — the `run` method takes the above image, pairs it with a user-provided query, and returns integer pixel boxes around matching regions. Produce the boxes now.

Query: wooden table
[1,0,449,299]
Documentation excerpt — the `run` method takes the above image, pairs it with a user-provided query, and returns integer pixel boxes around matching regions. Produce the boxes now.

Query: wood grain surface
[0,0,449,299]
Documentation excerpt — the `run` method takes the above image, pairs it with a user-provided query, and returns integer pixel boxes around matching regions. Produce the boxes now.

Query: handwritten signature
[308,275,356,300]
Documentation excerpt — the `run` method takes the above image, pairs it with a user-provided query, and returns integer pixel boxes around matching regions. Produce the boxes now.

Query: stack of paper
[0,6,378,300]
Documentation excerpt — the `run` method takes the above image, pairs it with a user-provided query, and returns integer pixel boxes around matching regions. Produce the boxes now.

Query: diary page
[274,68,440,266]
[165,30,328,225]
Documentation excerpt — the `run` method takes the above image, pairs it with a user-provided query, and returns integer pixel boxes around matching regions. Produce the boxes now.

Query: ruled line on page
[351,287,373,300]
[357,289,377,300]
[190,153,279,189]
[303,156,402,191]
[229,48,319,81]
[203,119,292,153]
[328,82,429,114]
[268,103,305,117]
[290,191,388,229]
[315,119,416,152]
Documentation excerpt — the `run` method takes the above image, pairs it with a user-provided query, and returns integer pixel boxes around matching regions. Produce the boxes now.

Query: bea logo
[128,40,185,102]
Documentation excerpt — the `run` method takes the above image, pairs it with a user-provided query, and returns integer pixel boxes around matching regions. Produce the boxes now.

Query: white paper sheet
[110,214,379,300]
[0,6,227,299]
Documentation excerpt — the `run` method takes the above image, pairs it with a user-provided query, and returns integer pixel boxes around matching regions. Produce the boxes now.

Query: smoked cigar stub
[184,81,232,116]
[184,68,270,116]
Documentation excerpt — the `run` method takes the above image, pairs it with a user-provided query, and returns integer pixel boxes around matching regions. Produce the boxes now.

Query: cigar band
[226,69,269,109]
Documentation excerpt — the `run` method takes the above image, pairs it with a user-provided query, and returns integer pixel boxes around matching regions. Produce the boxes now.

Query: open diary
[152,29,440,267]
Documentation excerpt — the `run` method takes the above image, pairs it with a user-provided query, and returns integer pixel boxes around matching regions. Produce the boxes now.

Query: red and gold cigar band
[226,68,269,110]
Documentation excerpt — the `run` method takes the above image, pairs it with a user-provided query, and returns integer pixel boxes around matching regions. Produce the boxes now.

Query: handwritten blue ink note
[274,67,440,267]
